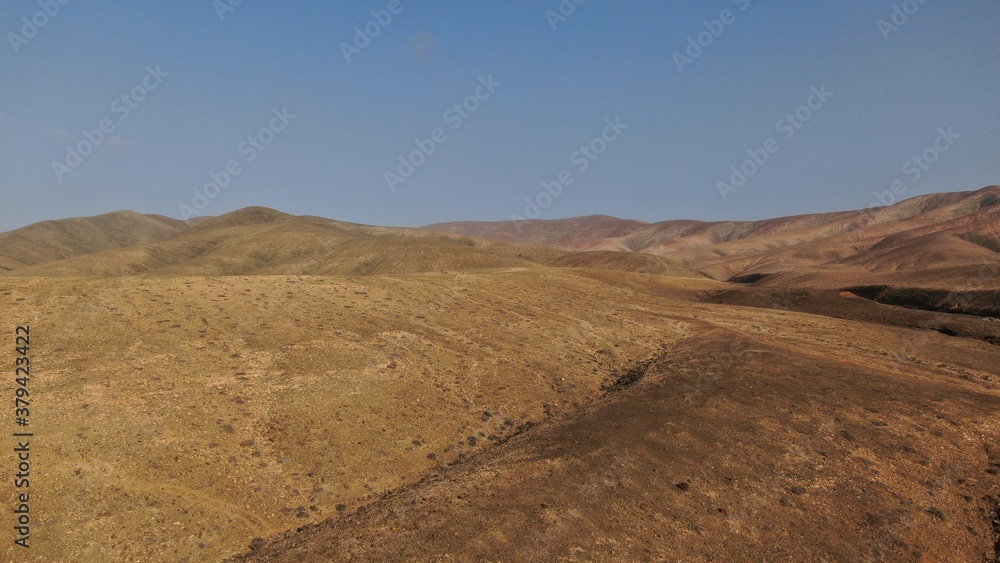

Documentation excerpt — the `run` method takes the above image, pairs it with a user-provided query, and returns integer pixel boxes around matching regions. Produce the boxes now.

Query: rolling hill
[0,208,570,278]
[0,187,998,561]
[0,210,188,271]
[427,185,1000,288]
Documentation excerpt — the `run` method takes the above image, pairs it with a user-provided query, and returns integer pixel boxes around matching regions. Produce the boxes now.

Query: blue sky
[1,0,998,231]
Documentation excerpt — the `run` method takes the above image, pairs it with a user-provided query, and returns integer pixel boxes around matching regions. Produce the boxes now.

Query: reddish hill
[427,186,1000,288]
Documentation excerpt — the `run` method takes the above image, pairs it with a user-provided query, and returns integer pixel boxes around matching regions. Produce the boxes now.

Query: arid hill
[236,311,1000,562]
[549,250,705,278]
[428,185,1000,288]
[0,210,187,272]
[0,207,570,278]
[0,190,997,561]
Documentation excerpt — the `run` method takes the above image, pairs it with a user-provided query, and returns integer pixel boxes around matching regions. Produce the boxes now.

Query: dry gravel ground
[237,304,1000,562]
[1,269,997,561]
[0,269,713,561]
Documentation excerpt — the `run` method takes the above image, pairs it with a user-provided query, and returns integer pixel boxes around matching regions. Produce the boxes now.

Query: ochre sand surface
[238,320,1000,561]
[1,270,712,561]
[2,269,997,561]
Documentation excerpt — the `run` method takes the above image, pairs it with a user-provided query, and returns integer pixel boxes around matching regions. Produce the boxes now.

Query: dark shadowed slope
[235,311,1000,562]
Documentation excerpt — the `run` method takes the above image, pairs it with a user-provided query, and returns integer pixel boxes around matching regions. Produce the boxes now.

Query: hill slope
[0,207,713,281]
[0,210,189,271]
[427,185,1000,288]
[0,208,564,277]
[234,303,1000,562]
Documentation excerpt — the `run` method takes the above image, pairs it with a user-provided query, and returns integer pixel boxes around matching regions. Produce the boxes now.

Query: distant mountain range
[429,185,1000,289]
[2,186,997,291]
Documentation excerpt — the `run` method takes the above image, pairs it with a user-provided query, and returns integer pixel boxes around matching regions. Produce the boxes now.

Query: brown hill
[0,208,563,277]
[234,299,1000,562]
[4,186,995,285]
[427,186,1000,288]
[2,192,998,561]
[0,210,188,271]
[428,214,653,249]
[0,208,720,282]
[549,250,705,278]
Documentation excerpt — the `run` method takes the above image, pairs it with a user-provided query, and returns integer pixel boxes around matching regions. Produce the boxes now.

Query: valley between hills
[0,186,997,561]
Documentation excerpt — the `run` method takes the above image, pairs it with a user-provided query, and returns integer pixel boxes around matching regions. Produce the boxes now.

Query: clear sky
[1,0,998,232]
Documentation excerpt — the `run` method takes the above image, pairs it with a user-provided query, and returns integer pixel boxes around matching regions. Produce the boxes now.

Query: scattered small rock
[925,507,946,521]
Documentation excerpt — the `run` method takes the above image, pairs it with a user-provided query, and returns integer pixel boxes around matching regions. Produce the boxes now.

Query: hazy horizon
[3,182,1000,233]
